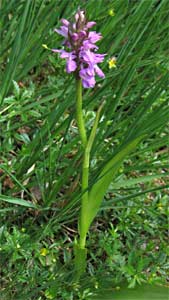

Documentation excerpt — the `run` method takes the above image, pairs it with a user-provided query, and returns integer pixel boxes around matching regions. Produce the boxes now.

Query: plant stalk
[75,78,104,278]
[75,79,88,249]
[76,79,87,148]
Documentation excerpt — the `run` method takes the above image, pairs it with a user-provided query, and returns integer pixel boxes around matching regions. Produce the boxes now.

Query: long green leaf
[81,136,143,237]
[0,194,37,208]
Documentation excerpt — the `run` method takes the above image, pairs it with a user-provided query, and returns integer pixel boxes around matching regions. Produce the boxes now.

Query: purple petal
[52,49,60,53]
[72,33,79,41]
[79,66,95,88]
[82,40,98,50]
[54,50,77,73]
[66,59,77,73]
[61,19,69,26]
[94,65,105,78]
[59,50,70,58]
[79,31,87,38]
[79,49,95,64]
[86,21,96,29]
[88,31,102,43]
[82,77,96,88]
[94,53,106,63]
[59,50,76,59]
[79,49,106,65]
[79,66,94,78]
[54,26,68,38]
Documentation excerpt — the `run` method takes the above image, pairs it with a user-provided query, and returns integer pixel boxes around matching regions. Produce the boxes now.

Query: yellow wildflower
[40,247,49,256]
[108,9,115,17]
[108,56,117,69]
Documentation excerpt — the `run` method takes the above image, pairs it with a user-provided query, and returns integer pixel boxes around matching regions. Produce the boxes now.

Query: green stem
[79,101,105,249]
[75,79,88,249]
[76,79,87,148]
[75,78,104,277]
[79,147,90,248]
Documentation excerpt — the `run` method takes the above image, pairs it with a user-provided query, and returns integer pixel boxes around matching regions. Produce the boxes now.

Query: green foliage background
[0,0,168,299]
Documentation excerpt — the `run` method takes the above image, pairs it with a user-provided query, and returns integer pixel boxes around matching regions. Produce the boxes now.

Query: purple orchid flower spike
[52,9,108,280]
[52,9,106,88]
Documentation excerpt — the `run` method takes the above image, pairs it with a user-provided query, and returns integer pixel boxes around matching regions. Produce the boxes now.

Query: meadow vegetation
[0,1,168,299]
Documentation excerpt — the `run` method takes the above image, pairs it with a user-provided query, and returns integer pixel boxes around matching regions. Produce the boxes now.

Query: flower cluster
[52,9,106,88]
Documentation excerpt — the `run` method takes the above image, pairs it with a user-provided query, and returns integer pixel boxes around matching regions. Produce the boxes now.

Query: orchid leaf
[81,136,143,237]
